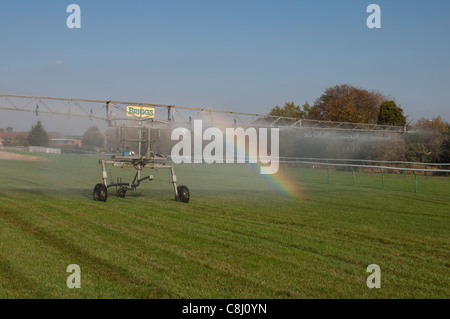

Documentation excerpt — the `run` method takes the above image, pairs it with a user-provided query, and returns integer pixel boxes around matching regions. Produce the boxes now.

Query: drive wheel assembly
[177,185,190,203]
[117,186,127,198]
[93,183,108,202]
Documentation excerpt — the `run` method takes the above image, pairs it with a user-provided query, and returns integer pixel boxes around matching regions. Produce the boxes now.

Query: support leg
[170,166,179,200]
[101,160,108,186]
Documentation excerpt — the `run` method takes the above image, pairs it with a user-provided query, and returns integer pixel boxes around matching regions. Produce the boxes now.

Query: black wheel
[177,185,190,203]
[93,183,107,202]
[117,186,127,198]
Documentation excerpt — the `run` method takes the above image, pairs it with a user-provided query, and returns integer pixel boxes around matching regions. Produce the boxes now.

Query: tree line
[269,84,449,163]
[1,120,104,152]
[269,84,407,126]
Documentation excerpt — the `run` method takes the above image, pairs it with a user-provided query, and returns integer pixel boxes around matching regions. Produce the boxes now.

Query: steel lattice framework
[0,94,407,133]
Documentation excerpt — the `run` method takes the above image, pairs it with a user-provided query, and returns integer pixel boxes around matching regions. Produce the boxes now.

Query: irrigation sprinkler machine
[93,107,190,203]
[0,94,415,202]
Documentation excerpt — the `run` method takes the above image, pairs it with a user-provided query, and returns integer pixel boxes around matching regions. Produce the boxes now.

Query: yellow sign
[126,105,155,118]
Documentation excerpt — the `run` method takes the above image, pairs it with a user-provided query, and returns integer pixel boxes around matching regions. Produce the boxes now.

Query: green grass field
[0,152,448,298]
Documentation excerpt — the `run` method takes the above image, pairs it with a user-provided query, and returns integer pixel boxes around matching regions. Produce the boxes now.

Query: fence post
[327,166,330,184]
[413,170,418,193]
[380,168,385,189]
[351,167,356,186]
[304,165,307,182]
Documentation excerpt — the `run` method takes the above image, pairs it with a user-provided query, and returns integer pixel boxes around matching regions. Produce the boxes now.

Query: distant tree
[377,101,407,126]
[302,101,313,115]
[0,128,5,132]
[27,121,49,146]
[405,142,431,163]
[440,135,450,163]
[367,138,406,162]
[437,124,450,163]
[82,125,104,149]
[415,116,448,135]
[11,133,29,147]
[6,127,13,132]
[406,116,449,163]
[306,84,387,123]
[269,101,305,118]
[104,127,121,153]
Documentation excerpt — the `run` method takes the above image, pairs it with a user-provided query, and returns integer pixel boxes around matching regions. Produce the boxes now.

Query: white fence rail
[0,146,61,154]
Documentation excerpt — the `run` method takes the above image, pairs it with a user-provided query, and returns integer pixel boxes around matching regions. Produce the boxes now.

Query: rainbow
[224,132,304,199]
[198,114,305,199]
[247,162,305,200]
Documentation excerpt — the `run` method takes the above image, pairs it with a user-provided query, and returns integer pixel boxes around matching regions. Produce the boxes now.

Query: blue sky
[0,0,449,133]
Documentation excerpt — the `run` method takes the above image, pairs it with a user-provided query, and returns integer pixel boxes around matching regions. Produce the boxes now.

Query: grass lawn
[0,152,448,298]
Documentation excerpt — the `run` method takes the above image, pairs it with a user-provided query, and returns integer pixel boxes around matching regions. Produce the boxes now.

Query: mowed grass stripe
[0,203,177,298]
[0,191,338,298]
[0,192,313,297]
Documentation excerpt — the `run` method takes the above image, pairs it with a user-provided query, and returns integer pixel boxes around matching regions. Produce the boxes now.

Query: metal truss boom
[0,94,407,133]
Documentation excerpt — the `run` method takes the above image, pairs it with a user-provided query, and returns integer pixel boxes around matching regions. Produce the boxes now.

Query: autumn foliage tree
[406,116,449,163]
[305,84,387,123]
[269,85,389,124]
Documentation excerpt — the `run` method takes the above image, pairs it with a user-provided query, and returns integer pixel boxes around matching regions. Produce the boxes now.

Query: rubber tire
[93,183,108,202]
[177,185,190,203]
